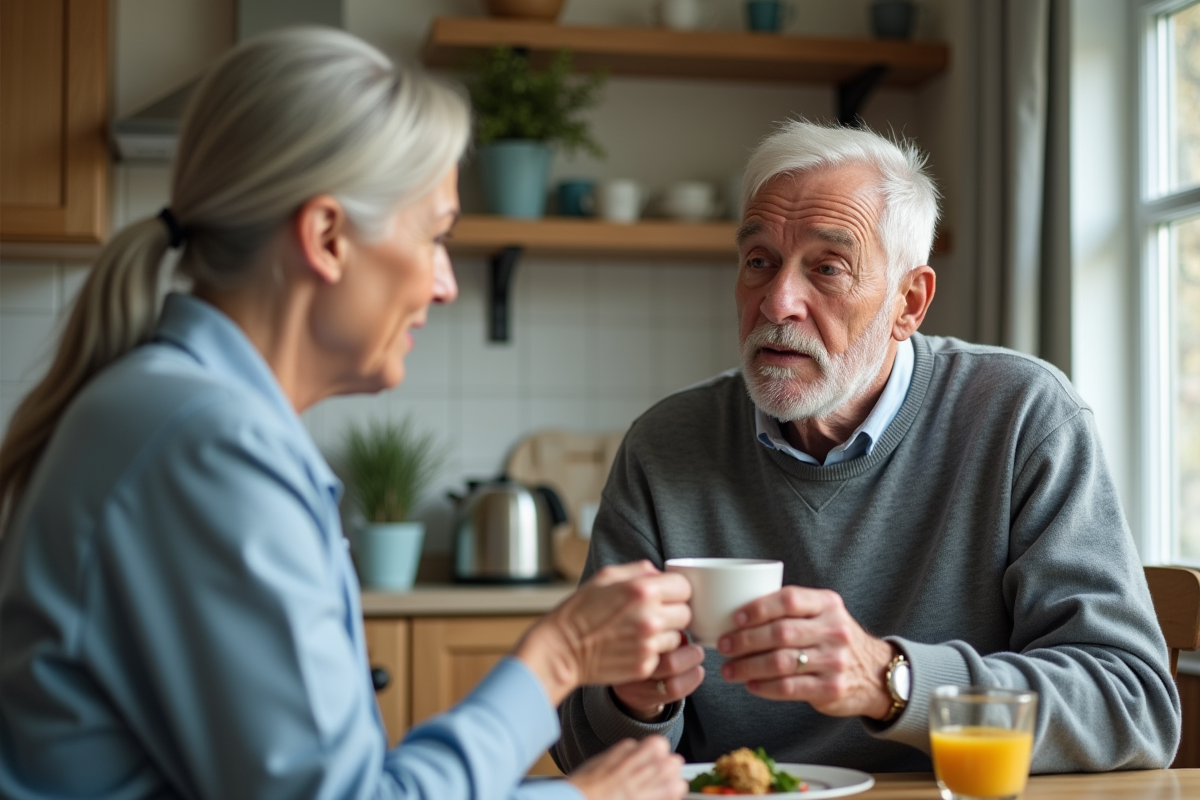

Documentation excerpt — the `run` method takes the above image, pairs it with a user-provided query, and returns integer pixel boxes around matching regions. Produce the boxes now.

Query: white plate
[681,762,874,799]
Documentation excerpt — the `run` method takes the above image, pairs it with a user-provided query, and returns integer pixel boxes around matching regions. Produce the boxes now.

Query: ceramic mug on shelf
[661,180,719,222]
[745,0,794,33]
[556,178,595,217]
[597,178,648,223]
[656,0,714,31]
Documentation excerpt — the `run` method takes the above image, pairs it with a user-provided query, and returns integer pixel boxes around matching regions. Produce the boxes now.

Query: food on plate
[687,748,806,795]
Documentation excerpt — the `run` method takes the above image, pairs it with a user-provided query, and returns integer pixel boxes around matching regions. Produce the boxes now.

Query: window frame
[1137,0,1200,565]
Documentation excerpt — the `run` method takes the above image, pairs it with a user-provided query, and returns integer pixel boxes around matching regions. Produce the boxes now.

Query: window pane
[1176,213,1200,561]
[1170,2,1200,192]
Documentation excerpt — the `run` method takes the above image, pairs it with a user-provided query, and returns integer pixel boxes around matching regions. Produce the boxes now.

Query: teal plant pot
[478,140,553,218]
[352,521,425,591]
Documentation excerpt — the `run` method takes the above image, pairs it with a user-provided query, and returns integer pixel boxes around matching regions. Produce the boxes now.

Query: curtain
[966,0,1072,374]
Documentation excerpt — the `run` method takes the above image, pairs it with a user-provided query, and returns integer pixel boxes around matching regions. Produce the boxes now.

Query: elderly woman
[0,28,690,800]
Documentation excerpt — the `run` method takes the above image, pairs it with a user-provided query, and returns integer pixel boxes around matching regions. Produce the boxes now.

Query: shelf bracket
[837,64,889,128]
[488,245,522,343]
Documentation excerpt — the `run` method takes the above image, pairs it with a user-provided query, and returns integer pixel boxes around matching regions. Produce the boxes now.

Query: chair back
[1144,565,1200,678]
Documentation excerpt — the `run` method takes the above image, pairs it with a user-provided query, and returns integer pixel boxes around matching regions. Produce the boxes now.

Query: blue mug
[745,0,791,33]
[556,179,595,217]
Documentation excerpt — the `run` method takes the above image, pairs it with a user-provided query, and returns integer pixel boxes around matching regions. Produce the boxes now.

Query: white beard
[740,301,895,422]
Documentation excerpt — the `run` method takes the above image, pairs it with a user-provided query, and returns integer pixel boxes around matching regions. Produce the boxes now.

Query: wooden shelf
[449,215,738,260]
[422,17,949,87]
[449,215,951,260]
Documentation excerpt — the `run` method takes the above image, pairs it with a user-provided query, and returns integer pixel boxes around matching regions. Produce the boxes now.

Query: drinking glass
[929,686,1038,800]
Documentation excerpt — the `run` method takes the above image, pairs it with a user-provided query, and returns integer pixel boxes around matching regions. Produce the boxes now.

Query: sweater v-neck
[759,333,935,484]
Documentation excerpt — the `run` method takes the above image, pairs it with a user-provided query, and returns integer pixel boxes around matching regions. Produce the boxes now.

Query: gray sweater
[552,334,1180,774]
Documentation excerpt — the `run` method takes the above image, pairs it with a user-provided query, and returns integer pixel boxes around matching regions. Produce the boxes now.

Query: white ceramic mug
[664,557,784,647]
[597,178,647,223]
[662,180,719,222]
[656,0,713,30]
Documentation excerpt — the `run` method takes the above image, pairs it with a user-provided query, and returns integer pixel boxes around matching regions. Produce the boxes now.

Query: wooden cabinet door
[364,618,410,746]
[412,615,562,776]
[1,0,108,243]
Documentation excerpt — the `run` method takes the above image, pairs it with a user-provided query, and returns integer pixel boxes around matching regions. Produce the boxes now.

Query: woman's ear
[293,195,350,284]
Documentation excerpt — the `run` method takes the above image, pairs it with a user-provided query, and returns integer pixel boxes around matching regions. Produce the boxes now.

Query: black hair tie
[157,207,185,249]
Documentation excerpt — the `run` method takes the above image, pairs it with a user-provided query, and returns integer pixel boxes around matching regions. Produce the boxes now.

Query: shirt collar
[755,336,915,466]
[152,293,342,497]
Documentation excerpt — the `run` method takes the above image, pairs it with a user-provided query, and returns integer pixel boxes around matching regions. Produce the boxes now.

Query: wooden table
[863,769,1200,798]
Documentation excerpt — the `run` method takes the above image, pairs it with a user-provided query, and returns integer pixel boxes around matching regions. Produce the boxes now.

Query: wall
[0,0,965,558]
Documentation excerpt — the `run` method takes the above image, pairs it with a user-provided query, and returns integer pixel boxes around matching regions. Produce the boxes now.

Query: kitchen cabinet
[362,584,574,777]
[0,0,109,247]
[365,614,561,776]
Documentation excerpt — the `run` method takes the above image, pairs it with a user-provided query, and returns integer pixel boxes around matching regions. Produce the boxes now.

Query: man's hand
[717,586,896,719]
[611,640,706,722]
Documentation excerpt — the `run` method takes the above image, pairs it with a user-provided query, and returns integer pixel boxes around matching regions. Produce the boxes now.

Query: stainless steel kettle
[452,478,567,583]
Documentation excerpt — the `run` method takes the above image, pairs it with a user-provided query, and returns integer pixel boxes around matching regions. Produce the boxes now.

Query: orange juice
[930,725,1033,798]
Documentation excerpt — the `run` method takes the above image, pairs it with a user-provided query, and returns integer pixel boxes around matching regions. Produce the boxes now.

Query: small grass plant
[342,418,447,523]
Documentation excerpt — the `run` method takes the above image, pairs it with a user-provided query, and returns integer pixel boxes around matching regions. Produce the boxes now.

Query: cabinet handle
[371,666,390,692]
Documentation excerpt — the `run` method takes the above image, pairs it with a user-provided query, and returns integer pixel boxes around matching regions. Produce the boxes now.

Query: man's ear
[892,265,936,340]
[294,195,350,284]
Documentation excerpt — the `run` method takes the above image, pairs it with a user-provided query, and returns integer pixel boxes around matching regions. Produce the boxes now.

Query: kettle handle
[536,485,569,527]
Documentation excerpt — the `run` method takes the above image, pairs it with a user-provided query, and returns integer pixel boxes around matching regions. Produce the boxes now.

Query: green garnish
[688,771,725,792]
[688,749,805,793]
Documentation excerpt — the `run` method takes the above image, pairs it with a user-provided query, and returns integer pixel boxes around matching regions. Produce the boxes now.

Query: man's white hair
[742,119,942,284]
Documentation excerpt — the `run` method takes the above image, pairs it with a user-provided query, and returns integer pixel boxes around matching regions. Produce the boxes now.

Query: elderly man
[552,121,1180,774]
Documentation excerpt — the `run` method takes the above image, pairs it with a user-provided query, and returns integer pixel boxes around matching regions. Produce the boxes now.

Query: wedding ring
[796,650,809,671]
[656,679,667,696]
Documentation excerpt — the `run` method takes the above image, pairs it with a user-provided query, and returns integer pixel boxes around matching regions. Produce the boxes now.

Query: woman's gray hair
[174,25,471,285]
[742,119,941,285]
[0,27,470,532]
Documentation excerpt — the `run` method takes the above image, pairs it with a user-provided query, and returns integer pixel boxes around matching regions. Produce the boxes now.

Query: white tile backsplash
[0,263,58,312]
[0,313,59,384]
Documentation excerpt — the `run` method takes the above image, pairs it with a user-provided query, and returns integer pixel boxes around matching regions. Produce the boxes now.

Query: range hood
[111,0,343,161]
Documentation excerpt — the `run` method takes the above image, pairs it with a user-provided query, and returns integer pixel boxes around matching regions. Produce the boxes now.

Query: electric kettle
[452,478,567,583]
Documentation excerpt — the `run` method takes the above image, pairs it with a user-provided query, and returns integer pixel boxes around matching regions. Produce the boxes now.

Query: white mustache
[742,323,831,372]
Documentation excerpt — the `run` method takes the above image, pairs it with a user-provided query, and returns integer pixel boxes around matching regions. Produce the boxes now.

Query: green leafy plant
[342,418,447,523]
[467,46,606,157]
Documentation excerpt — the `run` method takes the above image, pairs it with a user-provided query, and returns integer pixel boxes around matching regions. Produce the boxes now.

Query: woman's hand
[514,561,692,705]
[567,736,686,800]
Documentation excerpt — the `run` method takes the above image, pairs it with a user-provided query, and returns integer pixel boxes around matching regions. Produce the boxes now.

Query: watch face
[893,662,912,702]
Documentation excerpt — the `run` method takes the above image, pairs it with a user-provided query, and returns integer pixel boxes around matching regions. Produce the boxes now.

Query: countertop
[361,582,575,617]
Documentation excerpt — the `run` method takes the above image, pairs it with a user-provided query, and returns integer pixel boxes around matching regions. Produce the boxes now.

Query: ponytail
[0,219,172,532]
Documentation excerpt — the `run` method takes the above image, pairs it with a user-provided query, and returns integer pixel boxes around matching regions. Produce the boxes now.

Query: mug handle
[580,190,595,216]
[783,0,797,28]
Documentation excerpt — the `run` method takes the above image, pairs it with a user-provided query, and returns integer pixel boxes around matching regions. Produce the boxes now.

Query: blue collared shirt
[755,337,914,466]
[0,294,576,800]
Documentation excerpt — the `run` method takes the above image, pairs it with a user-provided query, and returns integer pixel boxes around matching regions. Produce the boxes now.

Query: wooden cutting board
[506,430,625,582]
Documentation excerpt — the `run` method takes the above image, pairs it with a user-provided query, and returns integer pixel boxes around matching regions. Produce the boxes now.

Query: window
[1141,0,1200,563]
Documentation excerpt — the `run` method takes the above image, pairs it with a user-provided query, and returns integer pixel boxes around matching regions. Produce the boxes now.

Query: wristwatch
[882,651,911,723]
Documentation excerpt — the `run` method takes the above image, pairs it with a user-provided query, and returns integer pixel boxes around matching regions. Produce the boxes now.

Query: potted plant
[342,418,446,591]
[468,46,605,218]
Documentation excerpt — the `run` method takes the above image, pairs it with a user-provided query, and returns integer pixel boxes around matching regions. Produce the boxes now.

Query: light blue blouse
[0,294,579,800]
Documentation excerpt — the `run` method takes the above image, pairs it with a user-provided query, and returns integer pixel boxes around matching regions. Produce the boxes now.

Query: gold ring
[796,650,809,671]
[656,679,667,695]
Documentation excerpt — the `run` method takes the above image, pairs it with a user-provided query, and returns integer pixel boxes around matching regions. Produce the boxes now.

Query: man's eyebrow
[735,220,762,245]
[812,227,858,250]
